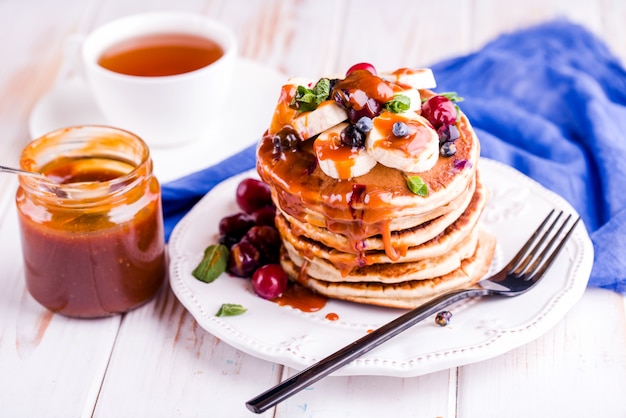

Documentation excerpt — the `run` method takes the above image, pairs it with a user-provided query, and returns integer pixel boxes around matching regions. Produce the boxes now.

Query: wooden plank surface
[458,288,626,418]
[0,1,624,417]
[0,197,122,418]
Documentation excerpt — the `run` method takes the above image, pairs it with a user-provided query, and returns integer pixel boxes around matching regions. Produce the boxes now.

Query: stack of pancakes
[256,69,496,309]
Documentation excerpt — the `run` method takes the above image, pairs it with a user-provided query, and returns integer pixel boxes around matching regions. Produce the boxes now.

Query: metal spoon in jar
[0,164,74,198]
[1,164,115,199]
[0,164,50,180]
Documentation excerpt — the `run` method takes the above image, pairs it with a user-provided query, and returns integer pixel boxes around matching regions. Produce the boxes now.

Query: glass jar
[16,126,166,318]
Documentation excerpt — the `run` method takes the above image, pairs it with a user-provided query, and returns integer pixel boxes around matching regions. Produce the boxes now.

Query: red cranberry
[251,205,276,227]
[346,62,377,76]
[422,95,457,129]
[227,241,260,278]
[219,212,255,242]
[236,178,272,214]
[251,264,288,299]
[346,97,382,124]
[241,225,281,264]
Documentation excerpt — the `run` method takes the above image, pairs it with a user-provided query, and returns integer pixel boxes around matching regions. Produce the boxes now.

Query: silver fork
[246,209,580,414]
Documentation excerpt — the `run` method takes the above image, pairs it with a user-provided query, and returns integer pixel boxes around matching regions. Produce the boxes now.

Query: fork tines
[510,209,580,280]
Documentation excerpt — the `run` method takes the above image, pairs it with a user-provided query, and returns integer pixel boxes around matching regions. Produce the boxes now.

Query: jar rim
[19,125,152,202]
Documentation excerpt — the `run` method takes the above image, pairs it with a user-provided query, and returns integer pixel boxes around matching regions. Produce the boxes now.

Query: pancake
[276,171,486,260]
[283,224,480,283]
[257,65,495,309]
[258,112,479,227]
[281,230,496,309]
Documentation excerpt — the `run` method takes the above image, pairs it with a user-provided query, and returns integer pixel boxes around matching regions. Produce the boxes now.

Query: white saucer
[28,58,285,183]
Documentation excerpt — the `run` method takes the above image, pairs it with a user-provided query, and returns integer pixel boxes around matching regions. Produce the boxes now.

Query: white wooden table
[1,1,625,417]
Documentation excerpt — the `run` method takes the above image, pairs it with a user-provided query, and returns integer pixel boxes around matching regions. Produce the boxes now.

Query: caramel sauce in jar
[16,126,166,318]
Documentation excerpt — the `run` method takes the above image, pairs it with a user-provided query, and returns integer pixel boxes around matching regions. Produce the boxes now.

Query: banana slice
[366,111,439,173]
[284,77,347,140]
[314,123,377,179]
[381,68,437,90]
[269,80,348,139]
[292,101,347,140]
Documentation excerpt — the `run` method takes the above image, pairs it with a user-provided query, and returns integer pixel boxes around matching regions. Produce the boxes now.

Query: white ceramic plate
[28,58,285,183]
[168,158,593,377]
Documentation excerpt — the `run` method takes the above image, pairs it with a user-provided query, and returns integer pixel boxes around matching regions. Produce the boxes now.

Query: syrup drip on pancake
[348,184,367,220]
[257,115,478,261]
[269,84,299,136]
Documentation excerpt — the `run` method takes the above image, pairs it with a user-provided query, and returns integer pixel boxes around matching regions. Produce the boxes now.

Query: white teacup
[81,11,237,147]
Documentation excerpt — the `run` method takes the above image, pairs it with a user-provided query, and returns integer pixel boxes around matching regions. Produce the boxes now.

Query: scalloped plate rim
[168,157,593,377]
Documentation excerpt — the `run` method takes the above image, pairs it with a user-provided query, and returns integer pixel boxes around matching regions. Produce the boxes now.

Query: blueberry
[435,310,452,326]
[448,124,461,141]
[437,124,461,144]
[340,125,366,148]
[392,121,409,137]
[440,142,457,157]
[355,116,373,133]
[272,128,300,153]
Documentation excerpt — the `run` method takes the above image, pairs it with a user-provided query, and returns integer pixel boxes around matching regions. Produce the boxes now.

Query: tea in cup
[81,11,237,147]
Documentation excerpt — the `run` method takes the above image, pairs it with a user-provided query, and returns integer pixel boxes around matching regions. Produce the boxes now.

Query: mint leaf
[421,91,465,104]
[216,303,248,317]
[313,78,331,98]
[406,175,429,196]
[440,92,464,103]
[192,244,229,283]
[290,78,331,112]
[384,94,411,113]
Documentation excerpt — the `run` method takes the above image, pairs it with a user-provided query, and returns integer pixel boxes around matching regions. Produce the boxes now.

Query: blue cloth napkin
[161,20,626,294]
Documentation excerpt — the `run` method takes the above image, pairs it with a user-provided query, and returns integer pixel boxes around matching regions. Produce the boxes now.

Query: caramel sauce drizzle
[268,84,298,136]
[372,112,433,157]
[313,130,356,180]
[259,70,476,273]
[332,70,395,109]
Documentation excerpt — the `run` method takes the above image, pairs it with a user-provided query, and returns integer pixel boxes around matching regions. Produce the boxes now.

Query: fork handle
[246,288,488,414]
